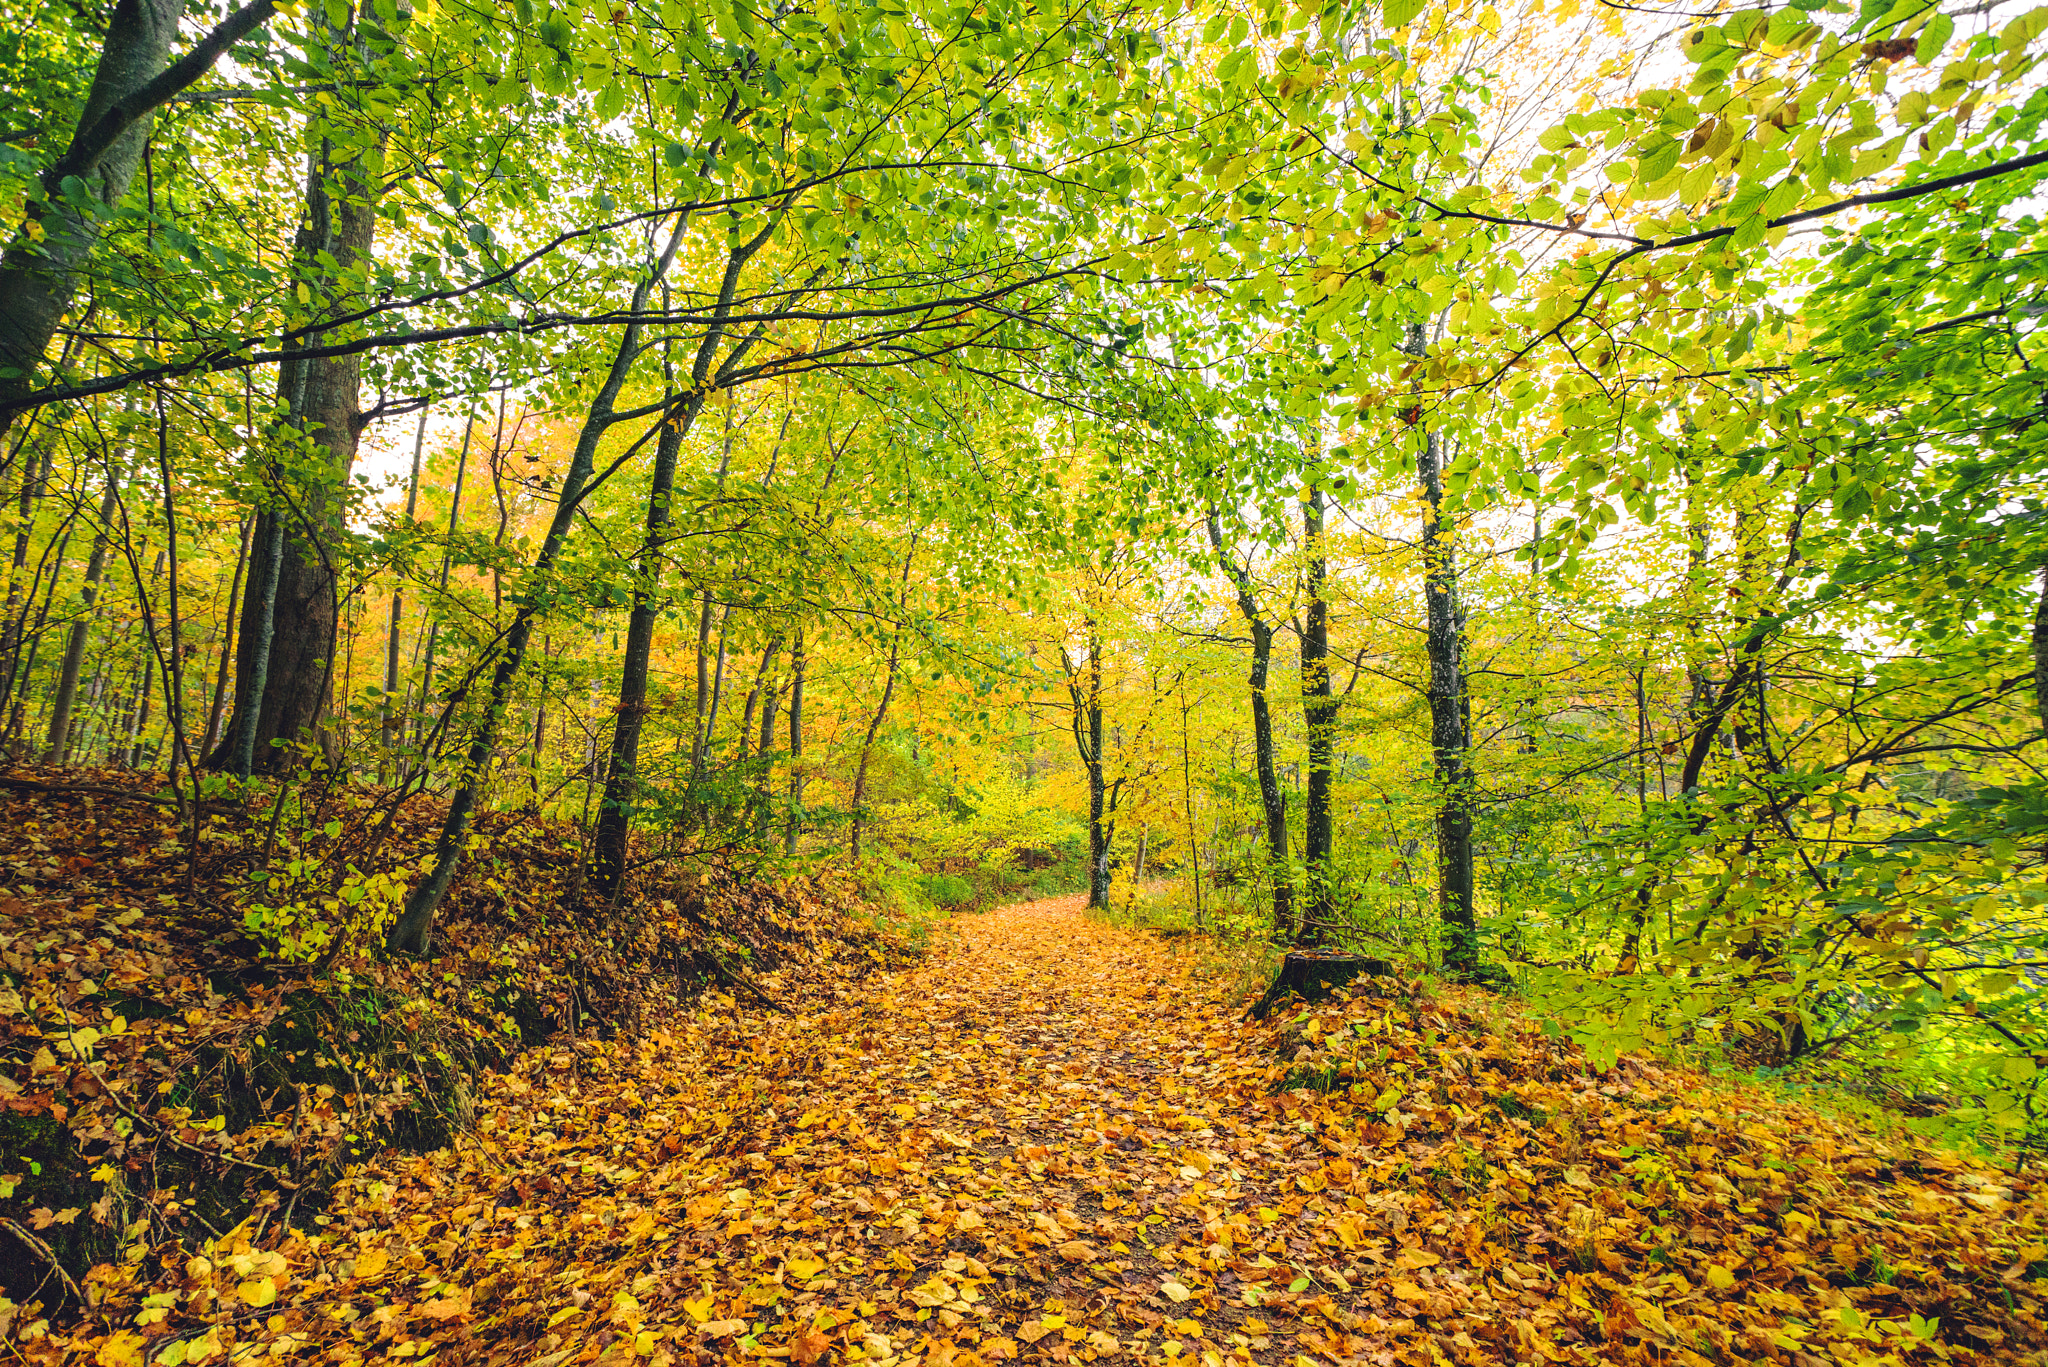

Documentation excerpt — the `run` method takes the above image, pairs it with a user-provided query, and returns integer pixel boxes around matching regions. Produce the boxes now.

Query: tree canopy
[3,0,2048,1165]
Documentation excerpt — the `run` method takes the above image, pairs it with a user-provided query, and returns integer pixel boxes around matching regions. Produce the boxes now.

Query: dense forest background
[2,0,2047,1174]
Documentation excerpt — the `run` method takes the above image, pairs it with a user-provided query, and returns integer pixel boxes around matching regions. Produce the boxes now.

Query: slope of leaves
[13,896,2044,1367]
[0,769,908,1308]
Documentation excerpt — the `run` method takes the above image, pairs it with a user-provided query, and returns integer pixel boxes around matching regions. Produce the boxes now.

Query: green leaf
[1383,0,1425,29]
[1916,12,1954,63]
[1637,140,1680,186]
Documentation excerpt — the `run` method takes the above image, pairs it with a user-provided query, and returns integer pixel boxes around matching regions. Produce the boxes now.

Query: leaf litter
[12,893,2048,1367]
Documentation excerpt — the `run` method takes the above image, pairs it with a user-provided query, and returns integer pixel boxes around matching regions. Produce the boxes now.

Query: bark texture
[1064,624,1115,909]
[1298,485,1335,945]
[1417,421,1477,977]
[0,0,184,435]
[1207,513,1292,940]
[590,411,685,899]
[205,138,377,773]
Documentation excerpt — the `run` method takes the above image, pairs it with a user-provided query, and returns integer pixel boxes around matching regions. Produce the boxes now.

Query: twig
[702,948,786,1014]
[0,773,227,810]
[0,1217,89,1308]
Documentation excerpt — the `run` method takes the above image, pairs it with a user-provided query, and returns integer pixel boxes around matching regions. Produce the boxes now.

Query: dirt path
[323,894,1344,1367]
[45,894,2048,1367]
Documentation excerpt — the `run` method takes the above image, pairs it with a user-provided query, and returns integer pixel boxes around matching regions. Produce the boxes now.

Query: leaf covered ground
[13,895,2048,1367]
[0,771,907,1310]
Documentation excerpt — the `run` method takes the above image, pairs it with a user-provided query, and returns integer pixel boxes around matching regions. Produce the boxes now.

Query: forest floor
[18,893,2048,1367]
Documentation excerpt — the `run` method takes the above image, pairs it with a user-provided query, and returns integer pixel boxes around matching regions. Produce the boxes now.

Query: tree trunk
[1064,623,1114,909]
[850,634,902,862]
[1206,513,1292,939]
[410,410,473,755]
[7,516,74,756]
[738,637,781,760]
[382,407,427,759]
[385,212,695,955]
[688,589,714,779]
[2033,567,2048,736]
[528,647,547,811]
[150,388,190,775]
[704,608,730,759]
[199,516,250,755]
[0,441,57,706]
[0,0,184,438]
[1683,444,1712,729]
[590,406,686,899]
[1299,483,1336,945]
[850,535,916,860]
[783,627,806,856]
[206,128,378,774]
[44,461,120,762]
[1417,415,1477,977]
[751,640,783,840]
[1247,950,1393,1020]
[44,407,135,762]
[124,626,155,768]
[1179,671,1203,928]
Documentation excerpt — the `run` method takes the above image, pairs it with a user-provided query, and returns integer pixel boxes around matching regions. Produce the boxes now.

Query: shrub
[918,873,977,909]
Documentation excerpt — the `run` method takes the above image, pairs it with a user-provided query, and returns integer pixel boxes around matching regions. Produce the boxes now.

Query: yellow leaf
[547,1307,585,1328]
[355,1247,388,1278]
[1160,1281,1192,1304]
[422,1288,472,1321]
[237,1278,277,1308]
[786,1255,824,1280]
[95,1332,147,1367]
[1705,1265,1736,1290]
[682,1296,714,1324]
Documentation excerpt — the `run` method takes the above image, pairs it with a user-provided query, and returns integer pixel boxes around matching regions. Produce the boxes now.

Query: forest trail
[45,894,2047,1367]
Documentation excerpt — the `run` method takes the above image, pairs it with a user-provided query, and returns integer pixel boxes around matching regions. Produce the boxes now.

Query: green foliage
[916,873,975,910]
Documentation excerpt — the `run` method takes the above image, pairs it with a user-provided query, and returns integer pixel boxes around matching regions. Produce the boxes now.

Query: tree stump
[1247,950,1394,1020]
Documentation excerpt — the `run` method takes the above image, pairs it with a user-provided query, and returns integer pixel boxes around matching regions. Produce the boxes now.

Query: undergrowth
[0,767,913,1306]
